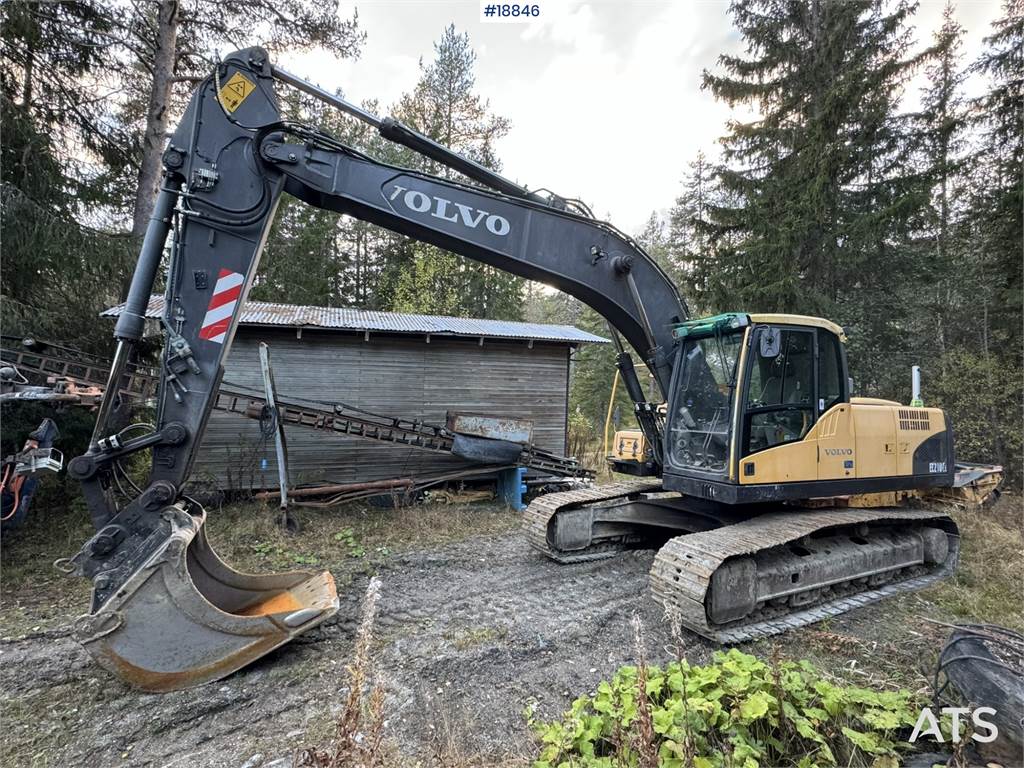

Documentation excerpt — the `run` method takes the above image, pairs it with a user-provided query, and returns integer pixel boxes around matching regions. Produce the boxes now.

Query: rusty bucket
[74,505,338,692]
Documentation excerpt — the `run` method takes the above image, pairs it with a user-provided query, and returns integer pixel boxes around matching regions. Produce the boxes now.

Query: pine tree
[667,151,714,312]
[635,212,679,285]
[256,89,429,310]
[938,0,1024,481]
[1,1,130,209]
[970,0,1023,348]
[922,4,968,272]
[1,2,138,349]
[915,3,970,365]
[254,90,354,307]
[389,25,523,320]
[118,0,365,240]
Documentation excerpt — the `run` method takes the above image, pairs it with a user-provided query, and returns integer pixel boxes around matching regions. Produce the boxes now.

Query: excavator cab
[661,312,956,504]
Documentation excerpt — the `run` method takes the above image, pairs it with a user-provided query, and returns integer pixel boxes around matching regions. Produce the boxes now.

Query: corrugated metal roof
[101,295,609,344]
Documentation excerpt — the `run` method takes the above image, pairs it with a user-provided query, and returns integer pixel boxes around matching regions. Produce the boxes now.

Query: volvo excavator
[62,48,993,692]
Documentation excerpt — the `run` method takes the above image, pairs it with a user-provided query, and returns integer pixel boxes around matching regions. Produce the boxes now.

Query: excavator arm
[63,48,686,690]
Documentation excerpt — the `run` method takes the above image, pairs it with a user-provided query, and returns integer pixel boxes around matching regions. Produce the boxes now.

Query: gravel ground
[1,529,712,767]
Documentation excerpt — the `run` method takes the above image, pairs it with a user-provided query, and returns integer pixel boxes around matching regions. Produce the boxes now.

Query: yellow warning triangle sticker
[218,72,256,114]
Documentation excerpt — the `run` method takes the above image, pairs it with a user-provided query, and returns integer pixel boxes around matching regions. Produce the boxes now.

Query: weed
[443,625,509,651]
[529,647,950,768]
[334,528,366,558]
[204,498,518,576]
[931,501,1024,630]
[629,614,658,768]
[251,540,321,568]
[429,700,531,767]
[295,576,388,768]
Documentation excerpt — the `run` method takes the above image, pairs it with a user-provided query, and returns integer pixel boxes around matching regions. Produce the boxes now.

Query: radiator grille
[898,409,931,431]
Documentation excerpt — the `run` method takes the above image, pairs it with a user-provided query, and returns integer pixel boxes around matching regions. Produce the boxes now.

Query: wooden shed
[102,298,607,491]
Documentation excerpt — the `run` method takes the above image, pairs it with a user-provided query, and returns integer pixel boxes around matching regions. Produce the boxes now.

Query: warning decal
[218,71,257,113]
[198,269,244,344]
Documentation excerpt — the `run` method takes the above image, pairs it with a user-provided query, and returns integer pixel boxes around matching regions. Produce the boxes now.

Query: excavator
[61,48,992,691]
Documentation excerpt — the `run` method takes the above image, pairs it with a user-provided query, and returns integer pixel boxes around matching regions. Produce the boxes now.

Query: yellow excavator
[528,312,1000,641]
[62,49,999,690]
[605,313,1000,505]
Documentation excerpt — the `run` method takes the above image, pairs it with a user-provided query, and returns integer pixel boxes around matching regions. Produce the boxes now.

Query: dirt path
[1,529,715,767]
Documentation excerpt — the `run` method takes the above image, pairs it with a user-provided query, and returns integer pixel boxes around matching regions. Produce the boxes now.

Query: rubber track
[649,507,959,643]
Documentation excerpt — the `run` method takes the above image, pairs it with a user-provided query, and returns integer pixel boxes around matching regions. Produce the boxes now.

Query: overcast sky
[281,1,1004,234]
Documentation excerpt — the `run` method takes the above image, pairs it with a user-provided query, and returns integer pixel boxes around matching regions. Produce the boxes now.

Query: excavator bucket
[73,506,338,692]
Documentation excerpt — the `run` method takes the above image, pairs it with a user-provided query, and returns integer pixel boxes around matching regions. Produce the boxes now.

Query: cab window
[666,330,743,474]
[817,331,844,413]
[747,329,813,409]
[743,328,814,455]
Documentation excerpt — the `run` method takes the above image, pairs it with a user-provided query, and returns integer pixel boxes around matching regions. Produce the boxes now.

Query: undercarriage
[523,482,959,642]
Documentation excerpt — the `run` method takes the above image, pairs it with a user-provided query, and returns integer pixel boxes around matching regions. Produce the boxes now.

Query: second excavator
[63,48,994,690]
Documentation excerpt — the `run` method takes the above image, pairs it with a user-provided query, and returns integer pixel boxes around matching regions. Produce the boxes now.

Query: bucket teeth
[74,504,338,692]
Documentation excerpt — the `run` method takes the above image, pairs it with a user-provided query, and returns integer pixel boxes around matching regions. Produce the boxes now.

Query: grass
[2,694,69,767]
[204,497,520,575]
[0,491,519,639]
[443,624,510,651]
[0,485,95,637]
[296,577,389,768]
[931,497,1024,630]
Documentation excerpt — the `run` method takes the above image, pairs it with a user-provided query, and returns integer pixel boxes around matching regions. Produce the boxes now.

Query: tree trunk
[129,0,180,250]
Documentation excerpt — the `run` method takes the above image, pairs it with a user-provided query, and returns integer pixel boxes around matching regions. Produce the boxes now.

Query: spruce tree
[921,3,968,274]
[701,0,934,394]
[636,212,680,286]
[254,92,386,308]
[916,3,970,365]
[667,151,715,312]
[940,0,1024,481]
[970,0,1023,349]
[1,1,129,209]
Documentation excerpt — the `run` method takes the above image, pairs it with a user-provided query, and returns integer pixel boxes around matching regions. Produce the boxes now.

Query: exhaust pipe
[911,365,923,407]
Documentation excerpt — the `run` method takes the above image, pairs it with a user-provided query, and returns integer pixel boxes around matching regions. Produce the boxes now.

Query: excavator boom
[64,48,683,690]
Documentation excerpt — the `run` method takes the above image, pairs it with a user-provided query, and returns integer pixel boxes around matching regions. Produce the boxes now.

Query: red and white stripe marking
[198,269,244,344]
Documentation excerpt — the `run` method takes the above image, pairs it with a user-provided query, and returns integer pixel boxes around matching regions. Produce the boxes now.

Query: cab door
[738,325,859,485]
[813,329,857,480]
[738,326,817,483]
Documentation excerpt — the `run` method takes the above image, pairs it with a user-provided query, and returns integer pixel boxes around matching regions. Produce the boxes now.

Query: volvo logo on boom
[388,184,511,236]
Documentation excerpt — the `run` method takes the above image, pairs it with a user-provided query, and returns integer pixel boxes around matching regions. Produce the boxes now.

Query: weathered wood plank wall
[194,327,571,491]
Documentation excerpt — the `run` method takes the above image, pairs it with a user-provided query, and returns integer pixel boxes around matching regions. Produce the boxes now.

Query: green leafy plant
[528,649,936,768]
[334,527,366,558]
[251,540,320,567]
